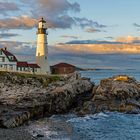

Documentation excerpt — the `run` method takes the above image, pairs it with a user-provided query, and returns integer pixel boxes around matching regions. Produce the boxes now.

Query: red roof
[52,63,75,68]
[17,62,28,67]
[1,49,17,62]
[17,62,40,68]
[28,63,40,68]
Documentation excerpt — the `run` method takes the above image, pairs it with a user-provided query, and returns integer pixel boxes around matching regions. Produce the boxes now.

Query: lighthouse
[36,17,50,74]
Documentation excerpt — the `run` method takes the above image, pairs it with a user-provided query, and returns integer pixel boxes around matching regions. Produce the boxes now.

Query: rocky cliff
[0,72,93,128]
[0,72,139,128]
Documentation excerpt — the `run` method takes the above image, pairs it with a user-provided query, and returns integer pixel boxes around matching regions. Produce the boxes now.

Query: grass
[42,75,61,87]
[0,71,61,87]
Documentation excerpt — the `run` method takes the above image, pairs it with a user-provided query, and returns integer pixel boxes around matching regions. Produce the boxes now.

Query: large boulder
[78,75,140,115]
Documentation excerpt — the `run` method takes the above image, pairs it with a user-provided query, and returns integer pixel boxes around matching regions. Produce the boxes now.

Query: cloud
[0,0,106,30]
[54,35,140,54]
[54,43,140,54]
[0,16,37,30]
[31,0,81,15]
[74,17,107,29]
[21,0,79,29]
[1,41,139,69]
[34,0,106,29]
[133,23,140,28]
[67,36,140,45]
[0,33,19,39]
[61,35,79,39]
[46,15,76,29]
[0,40,39,62]
[66,40,122,44]
[0,41,36,55]
[116,36,140,43]
[105,36,114,40]
[0,2,19,15]
[19,0,105,29]
[85,27,101,33]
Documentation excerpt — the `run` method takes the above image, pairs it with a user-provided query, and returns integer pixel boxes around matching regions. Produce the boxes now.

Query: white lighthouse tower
[36,17,50,74]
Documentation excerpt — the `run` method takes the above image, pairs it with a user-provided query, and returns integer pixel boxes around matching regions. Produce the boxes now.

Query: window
[0,57,3,62]
[0,57,5,62]
[4,65,7,69]
[34,68,37,72]
[2,57,5,62]
[9,56,13,60]
[25,67,29,71]
[9,65,13,70]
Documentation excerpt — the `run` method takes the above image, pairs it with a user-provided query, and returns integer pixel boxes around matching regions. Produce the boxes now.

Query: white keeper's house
[0,47,40,74]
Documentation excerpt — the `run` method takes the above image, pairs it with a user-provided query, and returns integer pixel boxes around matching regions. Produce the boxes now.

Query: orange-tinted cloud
[0,16,37,30]
[116,36,140,43]
[55,43,140,54]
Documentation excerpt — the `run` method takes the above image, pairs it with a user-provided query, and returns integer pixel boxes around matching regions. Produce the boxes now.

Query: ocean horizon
[80,69,140,84]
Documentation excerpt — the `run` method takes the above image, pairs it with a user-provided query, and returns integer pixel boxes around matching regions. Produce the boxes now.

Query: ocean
[80,69,140,84]
[28,70,140,140]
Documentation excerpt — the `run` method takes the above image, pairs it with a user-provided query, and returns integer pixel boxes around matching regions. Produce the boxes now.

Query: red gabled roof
[28,63,40,68]
[52,63,75,68]
[1,49,17,62]
[17,62,28,67]
[17,62,40,68]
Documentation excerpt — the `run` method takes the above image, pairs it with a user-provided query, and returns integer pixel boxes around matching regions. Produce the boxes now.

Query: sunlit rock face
[78,75,140,115]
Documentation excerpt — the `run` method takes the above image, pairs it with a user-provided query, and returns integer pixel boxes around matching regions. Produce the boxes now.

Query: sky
[0,0,140,69]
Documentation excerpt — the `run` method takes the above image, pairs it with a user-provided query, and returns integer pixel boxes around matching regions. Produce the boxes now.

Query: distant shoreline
[76,67,136,71]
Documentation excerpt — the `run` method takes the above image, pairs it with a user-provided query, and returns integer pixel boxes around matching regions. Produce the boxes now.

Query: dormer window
[9,56,13,60]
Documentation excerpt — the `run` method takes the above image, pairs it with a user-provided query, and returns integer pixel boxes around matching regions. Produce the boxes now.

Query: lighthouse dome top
[38,17,47,30]
[39,17,46,23]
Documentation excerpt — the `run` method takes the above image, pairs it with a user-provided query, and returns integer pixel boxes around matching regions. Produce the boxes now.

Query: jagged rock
[76,101,95,116]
